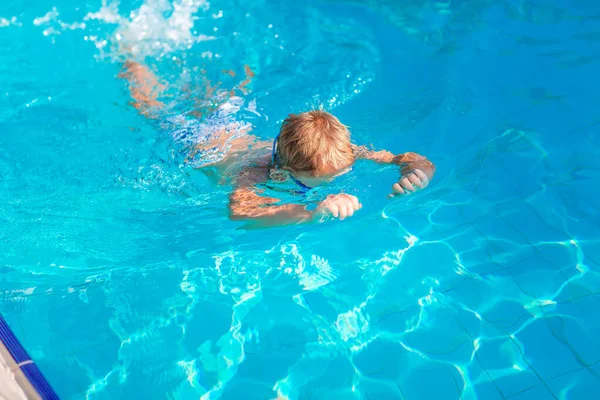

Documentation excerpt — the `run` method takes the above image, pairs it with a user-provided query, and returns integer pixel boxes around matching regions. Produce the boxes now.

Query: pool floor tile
[506,383,557,400]
[398,361,464,400]
[517,316,595,381]
[475,338,542,398]
[545,366,600,399]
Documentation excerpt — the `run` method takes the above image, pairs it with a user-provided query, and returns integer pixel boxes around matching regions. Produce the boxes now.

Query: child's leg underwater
[175,65,262,167]
[119,57,266,179]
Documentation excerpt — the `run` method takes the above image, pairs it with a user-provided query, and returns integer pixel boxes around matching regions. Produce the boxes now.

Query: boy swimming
[118,60,435,227]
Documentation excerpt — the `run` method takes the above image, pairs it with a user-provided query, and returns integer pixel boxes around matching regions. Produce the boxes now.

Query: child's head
[275,110,354,180]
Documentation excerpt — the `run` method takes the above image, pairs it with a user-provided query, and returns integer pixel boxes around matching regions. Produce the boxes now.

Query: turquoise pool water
[2,0,600,398]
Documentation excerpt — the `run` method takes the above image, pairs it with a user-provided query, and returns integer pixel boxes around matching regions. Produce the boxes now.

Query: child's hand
[390,169,429,197]
[314,194,362,221]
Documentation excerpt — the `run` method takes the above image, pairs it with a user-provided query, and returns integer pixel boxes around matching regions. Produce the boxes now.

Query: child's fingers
[346,204,355,218]
[414,169,429,187]
[349,195,361,211]
[408,173,422,188]
[328,204,339,218]
[392,183,405,195]
[400,177,415,192]
[332,204,340,218]
[338,204,348,220]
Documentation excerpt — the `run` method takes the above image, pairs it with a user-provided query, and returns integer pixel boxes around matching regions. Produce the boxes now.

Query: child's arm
[117,60,165,118]
[355,146,435,197]
[229,167,361,227]
[228,167,312,227]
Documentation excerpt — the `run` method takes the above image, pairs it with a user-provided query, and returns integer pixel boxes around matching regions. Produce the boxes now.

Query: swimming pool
[1,0,600,398]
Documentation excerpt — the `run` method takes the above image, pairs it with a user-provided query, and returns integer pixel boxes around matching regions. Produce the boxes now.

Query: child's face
[290,163,353,188]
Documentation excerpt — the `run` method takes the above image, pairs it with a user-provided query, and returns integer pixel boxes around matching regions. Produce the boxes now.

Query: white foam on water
[31,7,87,41]
[0,17,21,27]
[110,0,214,57]
[33,8,60,26]
[298,255,337,291]
[335,306,369,342]
[29,0,214,59]
[84,0,123,24]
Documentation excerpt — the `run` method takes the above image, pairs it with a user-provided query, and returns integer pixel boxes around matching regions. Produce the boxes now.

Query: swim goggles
[270,133,313,193]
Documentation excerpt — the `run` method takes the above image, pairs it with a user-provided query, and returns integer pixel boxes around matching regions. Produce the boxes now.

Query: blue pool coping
[0,314,59,400]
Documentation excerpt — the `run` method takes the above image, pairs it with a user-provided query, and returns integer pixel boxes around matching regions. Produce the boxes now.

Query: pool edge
[0,315,59,400]
[0,342,40,400]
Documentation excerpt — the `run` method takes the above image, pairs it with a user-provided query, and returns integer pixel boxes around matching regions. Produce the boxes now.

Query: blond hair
[276,110,354,173]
